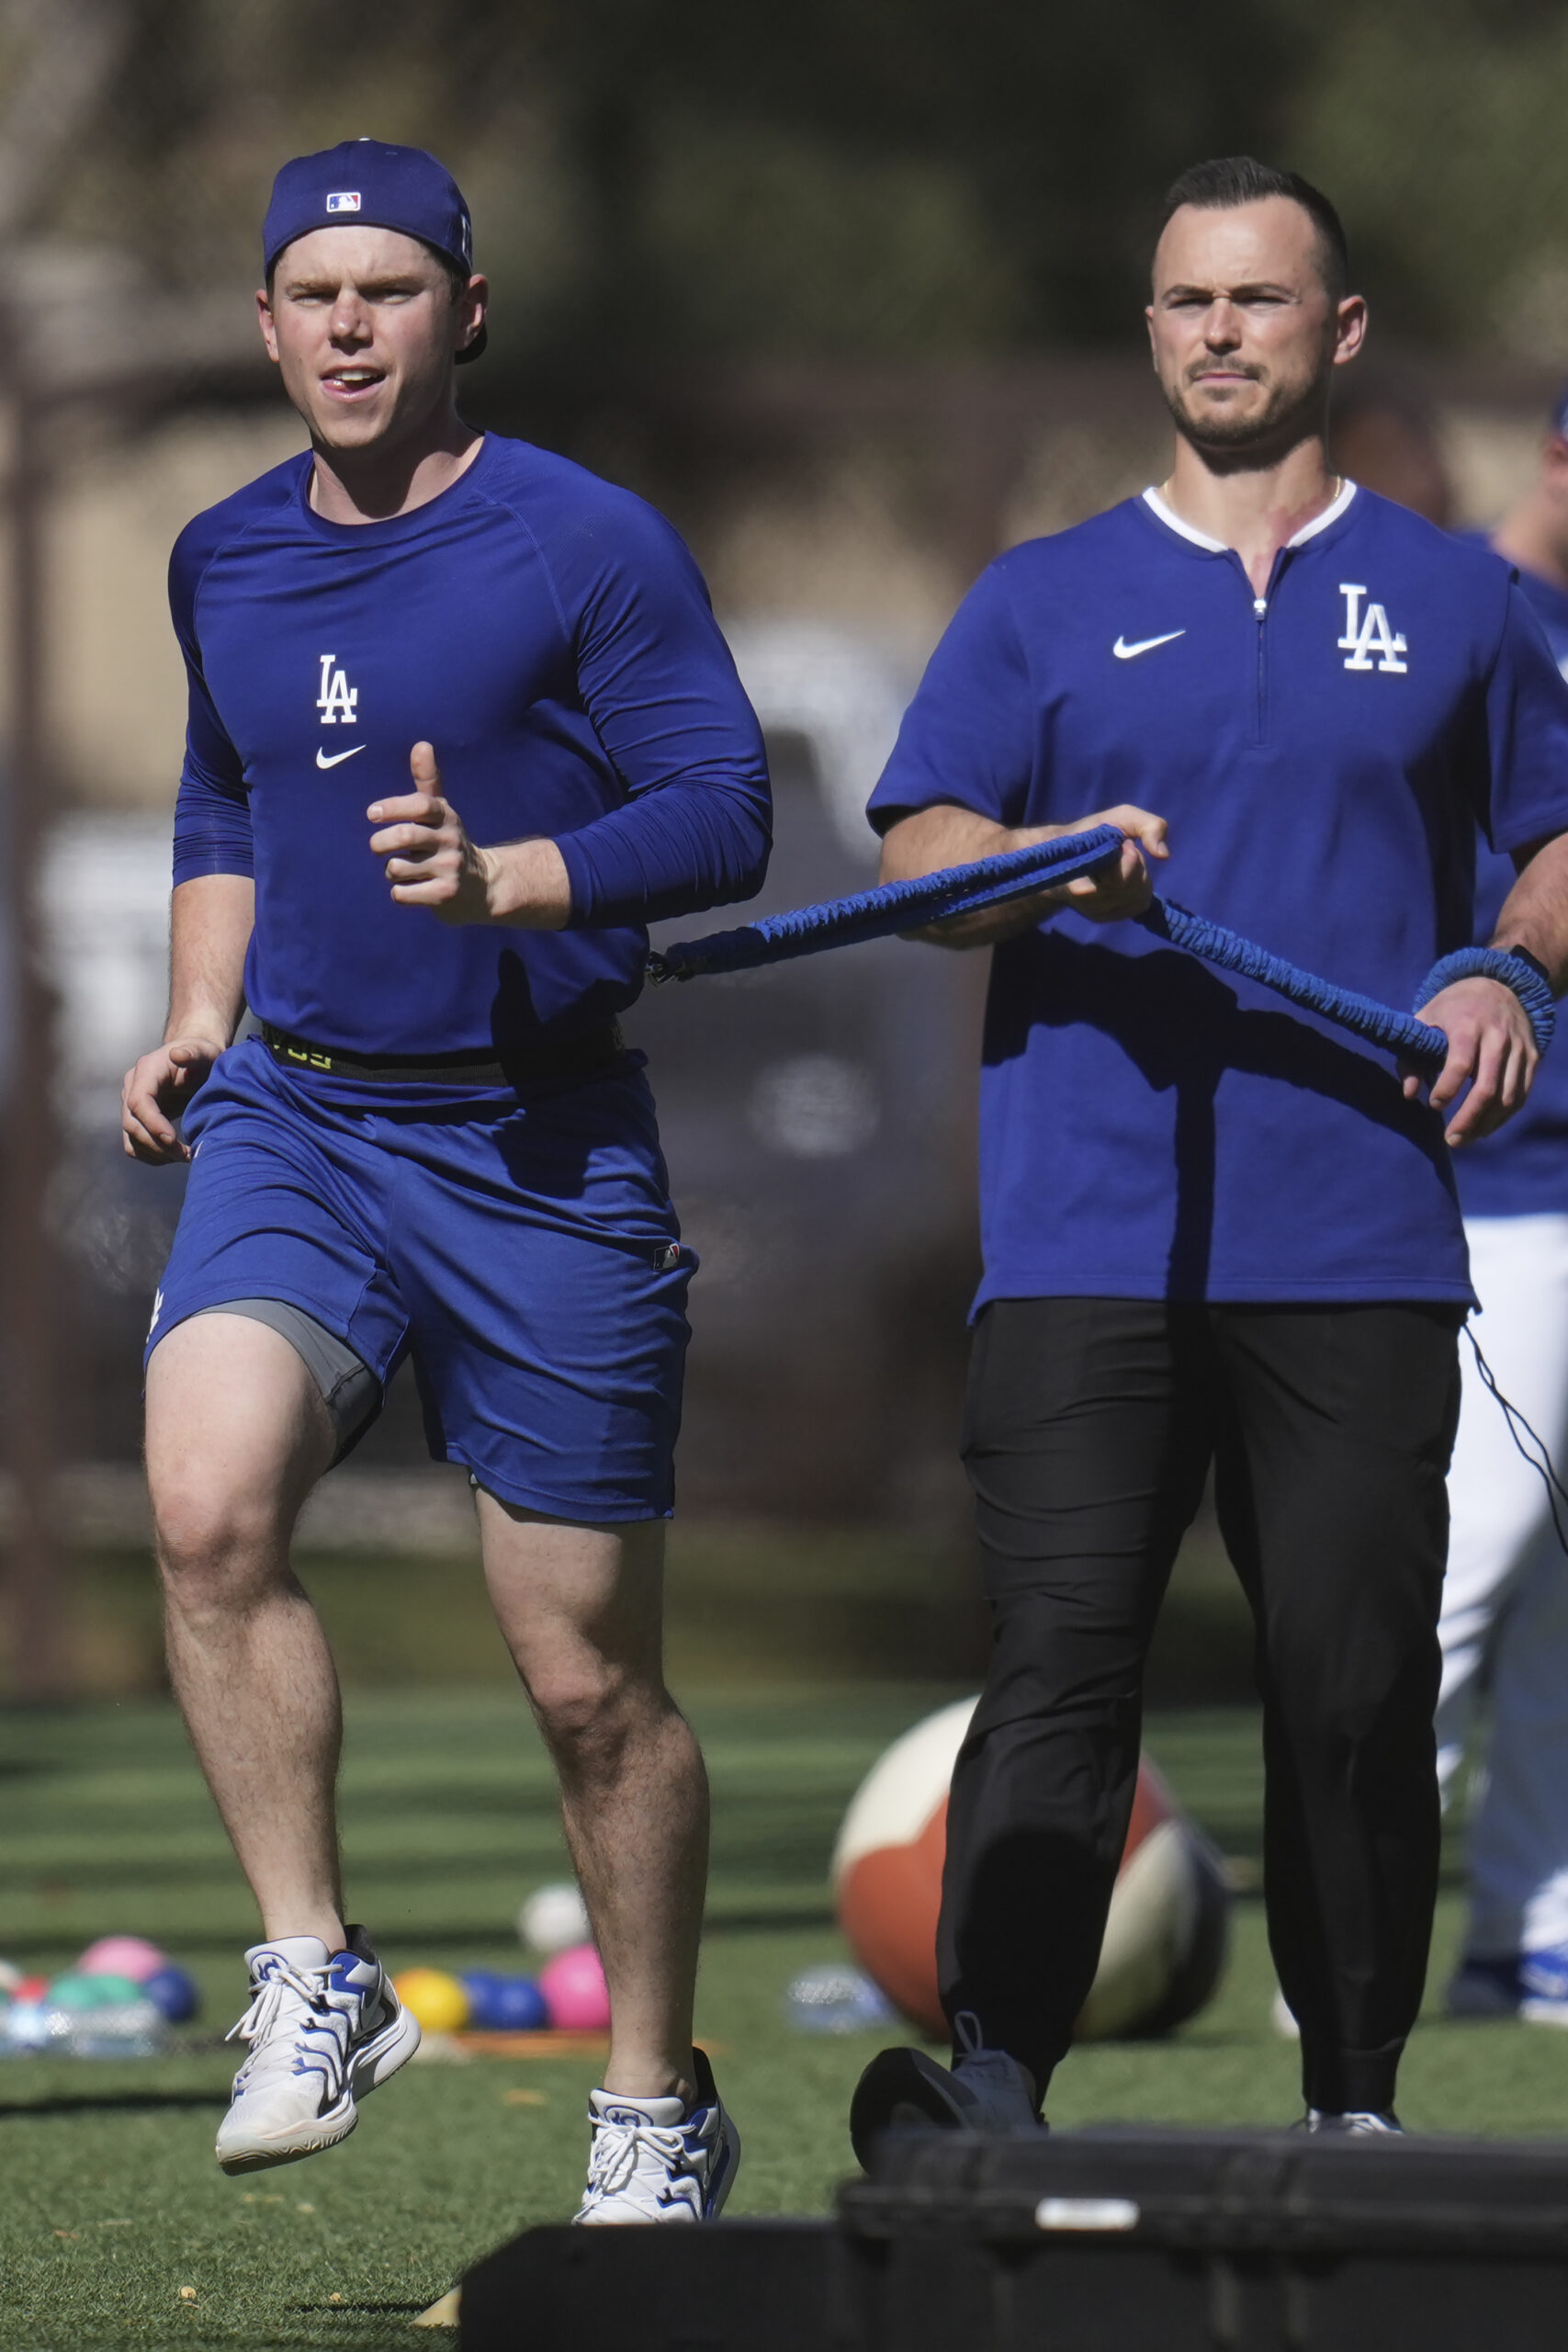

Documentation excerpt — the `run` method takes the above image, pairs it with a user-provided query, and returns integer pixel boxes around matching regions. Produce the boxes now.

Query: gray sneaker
[1303,2109,1404,2135]
[850,2010,1043,2169]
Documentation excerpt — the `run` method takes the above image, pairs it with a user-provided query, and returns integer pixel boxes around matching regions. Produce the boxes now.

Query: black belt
[261,1020,626,1089]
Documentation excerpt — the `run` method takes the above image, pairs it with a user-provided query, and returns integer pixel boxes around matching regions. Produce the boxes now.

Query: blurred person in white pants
[1442,392,1568,2020]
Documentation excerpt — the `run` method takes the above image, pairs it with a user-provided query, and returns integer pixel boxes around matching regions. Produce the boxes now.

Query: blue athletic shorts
[145,1038,694,1521]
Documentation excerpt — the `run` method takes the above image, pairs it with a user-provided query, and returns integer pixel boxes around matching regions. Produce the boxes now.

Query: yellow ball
[392,1966,470,2034]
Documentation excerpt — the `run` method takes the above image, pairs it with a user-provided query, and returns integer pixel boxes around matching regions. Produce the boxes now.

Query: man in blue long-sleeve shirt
[119,141,768,2222]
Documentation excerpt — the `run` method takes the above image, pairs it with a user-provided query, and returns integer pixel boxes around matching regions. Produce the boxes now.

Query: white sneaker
[573,2049,739,2223]
[1303,2109,1404,2135]
[1450,1949,1568,2024]
[849,2010,1044,2169]
[215,1928,421,2174]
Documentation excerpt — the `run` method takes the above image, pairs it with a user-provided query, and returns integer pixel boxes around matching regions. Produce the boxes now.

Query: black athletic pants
[938,1297,1463,2118]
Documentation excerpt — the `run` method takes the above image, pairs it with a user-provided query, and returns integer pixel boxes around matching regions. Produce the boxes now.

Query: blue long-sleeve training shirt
[169,433,772,1059]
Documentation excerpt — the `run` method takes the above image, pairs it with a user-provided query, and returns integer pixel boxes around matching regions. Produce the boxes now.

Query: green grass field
[0,1684,1564,2349]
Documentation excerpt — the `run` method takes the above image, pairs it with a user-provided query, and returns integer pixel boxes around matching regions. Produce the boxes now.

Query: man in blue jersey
[849,155,1568,2154]
[119,141,771,2222]
[1438,400,1568,2024]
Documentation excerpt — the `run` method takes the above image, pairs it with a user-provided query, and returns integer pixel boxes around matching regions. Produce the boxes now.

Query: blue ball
[141,1964,199,2024]
[489,1975,549,2031]
[458,1970,497,2018]
[461,1971,547,2031]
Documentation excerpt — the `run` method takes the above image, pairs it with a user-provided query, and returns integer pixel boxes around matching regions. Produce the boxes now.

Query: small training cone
[412,2286,460,2329]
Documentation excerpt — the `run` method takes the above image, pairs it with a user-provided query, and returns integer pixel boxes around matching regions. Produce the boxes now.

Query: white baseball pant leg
[1439,1212,1568,1958]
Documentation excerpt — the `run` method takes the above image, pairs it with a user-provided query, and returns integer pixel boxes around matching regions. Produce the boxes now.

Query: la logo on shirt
[1338,583,1408,674]
[317,653,359,723]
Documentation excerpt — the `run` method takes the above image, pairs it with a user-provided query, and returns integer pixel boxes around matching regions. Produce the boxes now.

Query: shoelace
[957,2050,1023,2091]
[953,2010,987,2062]
[227,1961,347,2090]
[951,2011,1013,2084]
[950,2007,1042,2124]
[581,2114,698,2214]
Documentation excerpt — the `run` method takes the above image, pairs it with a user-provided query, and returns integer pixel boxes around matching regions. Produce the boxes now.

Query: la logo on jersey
[317,653,359,724]
[1337,583,1408,674]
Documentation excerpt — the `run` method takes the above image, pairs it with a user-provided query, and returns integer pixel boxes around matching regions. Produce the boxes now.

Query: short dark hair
[1156,156,1350,303]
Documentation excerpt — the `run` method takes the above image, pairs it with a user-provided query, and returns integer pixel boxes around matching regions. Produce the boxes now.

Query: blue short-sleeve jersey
[1452,549,1568,1219]
[169,434,771,1059]
[867,484,1568,1308]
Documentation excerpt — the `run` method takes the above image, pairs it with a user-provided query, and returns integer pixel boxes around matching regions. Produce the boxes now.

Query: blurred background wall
[0,0,1564,1698]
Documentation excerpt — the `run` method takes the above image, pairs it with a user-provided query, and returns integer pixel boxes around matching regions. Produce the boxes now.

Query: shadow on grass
[0,2088,228,2117]
[290,2301,431,2317]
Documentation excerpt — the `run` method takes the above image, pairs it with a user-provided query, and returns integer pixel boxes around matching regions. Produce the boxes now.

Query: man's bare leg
[146,1312,344,1947]
[478,1498,707,2103]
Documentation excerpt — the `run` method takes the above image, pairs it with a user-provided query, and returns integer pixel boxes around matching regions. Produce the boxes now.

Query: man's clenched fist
[368,741,571,928]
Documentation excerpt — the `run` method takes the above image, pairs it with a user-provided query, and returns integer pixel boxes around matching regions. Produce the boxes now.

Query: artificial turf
[0,1686,1565,2349]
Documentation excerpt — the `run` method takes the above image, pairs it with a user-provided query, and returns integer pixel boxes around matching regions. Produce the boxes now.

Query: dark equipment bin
[839,2125,1568,2351]
[458,2128,1568,2350]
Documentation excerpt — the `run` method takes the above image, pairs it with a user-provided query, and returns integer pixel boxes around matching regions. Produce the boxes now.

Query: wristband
[1416,946,1556,1055]
[1501,944,1553,990]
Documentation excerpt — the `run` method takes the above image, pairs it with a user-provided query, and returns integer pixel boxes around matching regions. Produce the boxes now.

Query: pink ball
[538,1942,610,2032]
[77,1936,166,1984]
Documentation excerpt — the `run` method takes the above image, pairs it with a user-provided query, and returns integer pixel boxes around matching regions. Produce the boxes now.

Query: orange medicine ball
[832,1696,1231,2041]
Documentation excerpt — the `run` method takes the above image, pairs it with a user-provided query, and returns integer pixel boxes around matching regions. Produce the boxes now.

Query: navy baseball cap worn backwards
[264,139,484,360]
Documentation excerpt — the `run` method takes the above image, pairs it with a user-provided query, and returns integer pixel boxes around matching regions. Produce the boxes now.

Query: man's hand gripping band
[1415,946,1556,1057]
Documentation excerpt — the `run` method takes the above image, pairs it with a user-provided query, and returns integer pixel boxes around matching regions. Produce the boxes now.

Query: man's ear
[456,271,489,359]
[1331,293,1368,368]
[256,287,280,366]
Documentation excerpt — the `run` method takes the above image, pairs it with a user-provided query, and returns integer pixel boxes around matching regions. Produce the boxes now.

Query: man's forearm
[476,836,573,928]
[877,804,1062,948]
[1493,830,1568,990]
[878,802,1017,883]
[167,874,254,1044]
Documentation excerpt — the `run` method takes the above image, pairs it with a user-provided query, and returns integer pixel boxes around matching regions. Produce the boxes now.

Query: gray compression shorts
[192,1298,381,1461]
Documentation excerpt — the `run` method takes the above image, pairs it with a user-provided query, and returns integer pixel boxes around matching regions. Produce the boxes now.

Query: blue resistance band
[648,824,1128,978]
[649,824,1554,1074]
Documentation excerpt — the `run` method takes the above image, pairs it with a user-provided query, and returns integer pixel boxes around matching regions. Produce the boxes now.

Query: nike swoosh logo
[316,743,366,769]
[1113,631,1185,661]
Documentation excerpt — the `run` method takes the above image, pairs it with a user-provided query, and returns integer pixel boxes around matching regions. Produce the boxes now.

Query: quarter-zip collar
[1138,481,1359,747]
[1140,477,1359,559]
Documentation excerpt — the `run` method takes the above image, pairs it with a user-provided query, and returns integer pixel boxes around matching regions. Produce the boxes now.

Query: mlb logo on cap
[265,141,473,279]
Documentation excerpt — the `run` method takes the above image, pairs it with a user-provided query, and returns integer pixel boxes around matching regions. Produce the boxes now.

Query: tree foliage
[5,0,1567,361]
